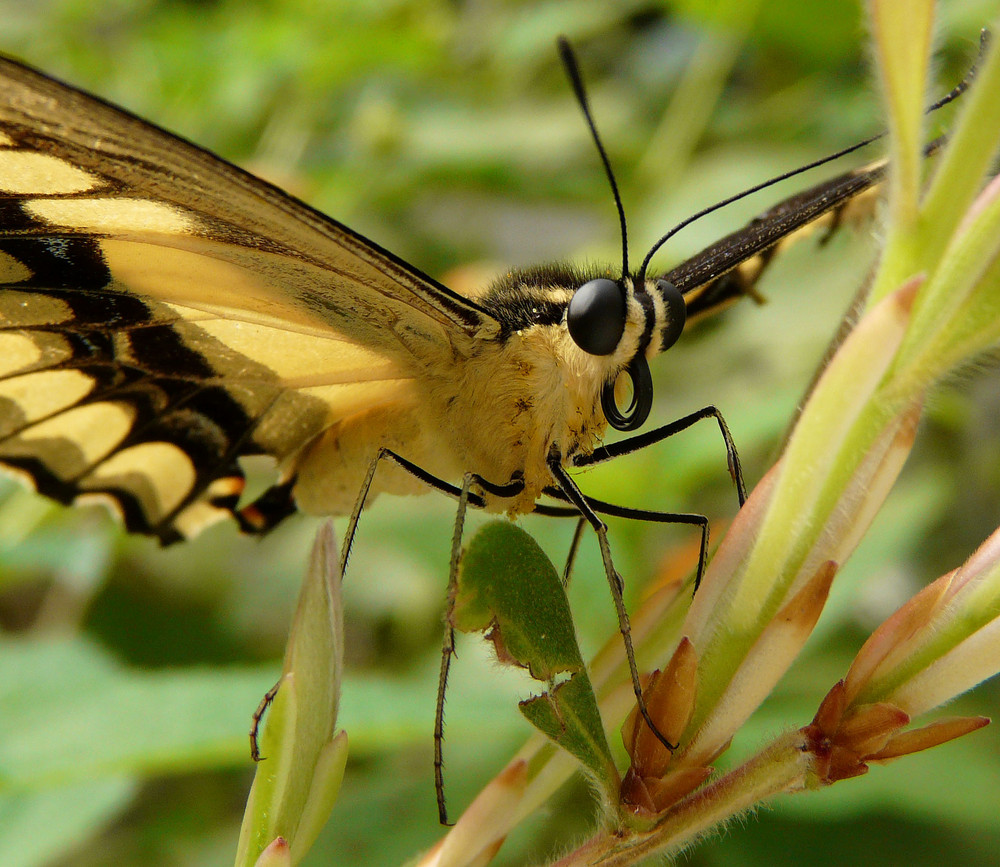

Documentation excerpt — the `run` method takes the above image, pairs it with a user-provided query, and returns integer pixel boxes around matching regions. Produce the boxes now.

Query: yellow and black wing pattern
[0,56,495,542]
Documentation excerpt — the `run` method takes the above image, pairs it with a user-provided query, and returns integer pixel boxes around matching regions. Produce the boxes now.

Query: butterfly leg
[543,490,711,588]
[433,472,476,826]
[572,405,747,506]
[334,448,523,824]
[249,679,282,762]
[544,404,733,600]
[561,517,587,588]
[546,449,678,753]
[338,447,499,576]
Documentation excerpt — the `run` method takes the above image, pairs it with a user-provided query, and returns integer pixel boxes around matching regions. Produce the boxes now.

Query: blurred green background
[1,1,999,864]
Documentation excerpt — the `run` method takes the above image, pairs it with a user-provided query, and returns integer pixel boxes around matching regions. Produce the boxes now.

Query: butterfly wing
[0,56,499,540]
[668,156,889,322]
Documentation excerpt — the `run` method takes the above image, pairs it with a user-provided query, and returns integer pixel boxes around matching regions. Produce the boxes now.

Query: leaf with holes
[455,521,619,795]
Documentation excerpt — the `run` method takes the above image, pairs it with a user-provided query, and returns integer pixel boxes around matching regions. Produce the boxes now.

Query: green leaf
[517,672,619,795]
[455,521,618,794]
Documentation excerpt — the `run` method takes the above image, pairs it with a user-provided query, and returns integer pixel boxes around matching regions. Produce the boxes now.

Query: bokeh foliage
[0,1,998,865]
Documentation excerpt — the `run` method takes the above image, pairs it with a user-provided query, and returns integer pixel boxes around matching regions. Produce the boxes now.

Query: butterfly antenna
[637,27,988,283]
[559,37,629,280]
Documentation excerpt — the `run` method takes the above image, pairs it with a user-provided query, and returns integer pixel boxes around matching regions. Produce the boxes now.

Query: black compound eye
[656,278,686,351]
[567,278,626,356]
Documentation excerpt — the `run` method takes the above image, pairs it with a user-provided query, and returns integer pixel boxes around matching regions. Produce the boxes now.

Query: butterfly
[0,47,891,536]
[0,44,905,815]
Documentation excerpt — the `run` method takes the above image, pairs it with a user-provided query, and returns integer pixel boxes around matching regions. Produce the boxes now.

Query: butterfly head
[480,266,686,438]
[565,273,685,431]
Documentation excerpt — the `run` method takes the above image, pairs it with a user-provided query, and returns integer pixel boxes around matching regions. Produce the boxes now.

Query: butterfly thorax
[293,266,657,518]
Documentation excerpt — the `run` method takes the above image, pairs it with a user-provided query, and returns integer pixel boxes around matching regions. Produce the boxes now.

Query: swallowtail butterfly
[0,45,901,796]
